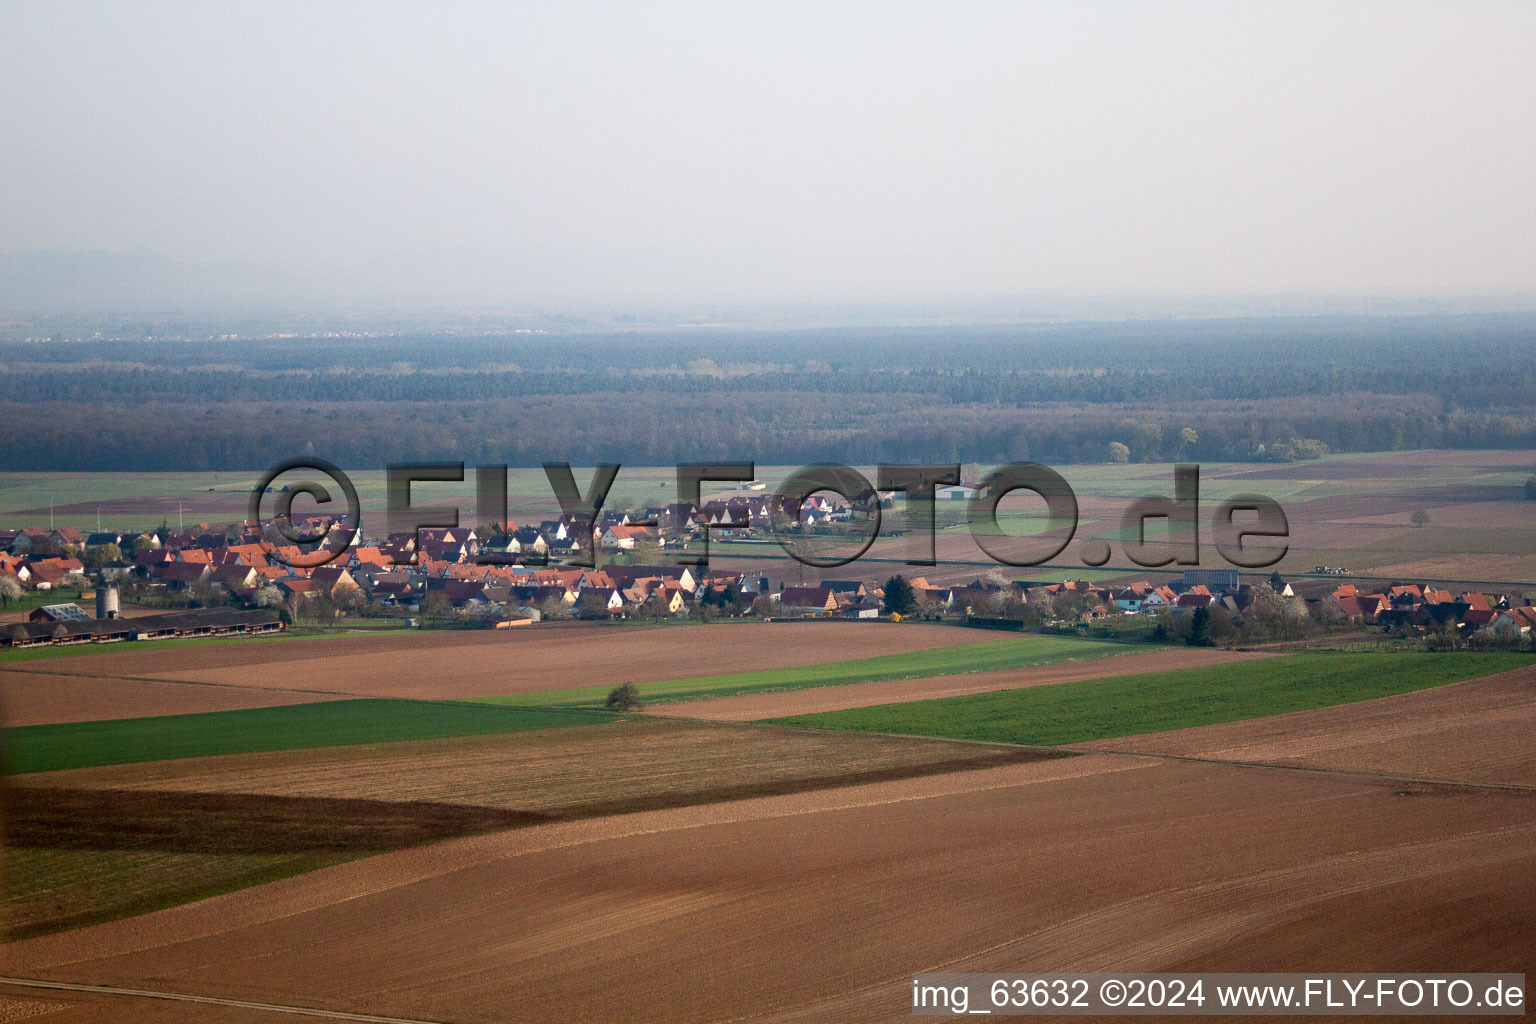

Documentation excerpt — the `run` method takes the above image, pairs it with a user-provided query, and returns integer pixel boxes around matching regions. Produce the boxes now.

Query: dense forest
[2,315,1534,470]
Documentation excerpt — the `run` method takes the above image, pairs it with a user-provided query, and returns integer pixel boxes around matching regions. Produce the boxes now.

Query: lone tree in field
[1411,509,1430,528]
[883,575,917,617]
[605,682,642,711]
[1107,442,1130,464]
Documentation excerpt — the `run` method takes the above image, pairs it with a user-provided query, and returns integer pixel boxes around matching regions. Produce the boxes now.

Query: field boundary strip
[1070,747,1536,794]
[705,714,1536,794]
[0,663,363,698]
[3,698,622,774]
[760,652,1533,746]
[467,635,1127,708]
[0,978,448,1023]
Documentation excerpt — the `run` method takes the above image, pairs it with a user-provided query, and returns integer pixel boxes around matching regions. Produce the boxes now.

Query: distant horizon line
[4,247,1536,325]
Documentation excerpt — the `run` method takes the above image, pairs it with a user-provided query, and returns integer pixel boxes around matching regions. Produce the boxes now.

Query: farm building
[27,603,94,623]
[0,608,284,648]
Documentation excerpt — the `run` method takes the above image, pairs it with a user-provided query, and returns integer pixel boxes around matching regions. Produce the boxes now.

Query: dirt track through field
[1,984,282,1024]
[652,647,1275,720]
[0,978,444,1023]
[1076,665,1536,787]
[7,753,1533,1024]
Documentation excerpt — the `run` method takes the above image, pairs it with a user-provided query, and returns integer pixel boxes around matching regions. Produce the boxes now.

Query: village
[3,495,1534,651]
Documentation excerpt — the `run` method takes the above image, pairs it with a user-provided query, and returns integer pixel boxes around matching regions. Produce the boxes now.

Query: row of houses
[0,553,88,590]
[1331,582,1536,633]
[9,517,1532,638]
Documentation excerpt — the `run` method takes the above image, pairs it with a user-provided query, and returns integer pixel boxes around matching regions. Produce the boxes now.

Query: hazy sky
[5,1,1535,306]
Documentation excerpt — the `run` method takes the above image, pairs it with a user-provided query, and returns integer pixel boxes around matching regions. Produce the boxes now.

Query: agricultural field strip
[466,635,1126,708]
[1065,667,1536,788]
[7,756,1533,1024]
[4,721,1043,940]
[0,979,448,1024]
[6,647,1526,968]
[0,754,1156,975]
[761,652,1533,746]
[1058,747,1536,793]
[10,814,1525,1024]
[1,662,361,698]
[0,670,359,728]
[53,622,1006,699]
[760,821,1536,1023]
[649,649,1275,722]
[654,713,1536,795]
[10,720,1040,806]
[3,699,620,774]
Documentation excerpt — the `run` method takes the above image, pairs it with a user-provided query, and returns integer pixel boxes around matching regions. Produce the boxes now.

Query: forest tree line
[3,315,1534,470]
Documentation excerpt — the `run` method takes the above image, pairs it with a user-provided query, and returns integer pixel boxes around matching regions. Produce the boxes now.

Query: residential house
[776,586,838,615]
[50,527,85,550]
[152,561,212,589]
[605,565,697,593]
[27,559,87,590]
[211,564,262,592]
[600,524,662,550]
[311,566,360,600]
[1113,582,1154,613]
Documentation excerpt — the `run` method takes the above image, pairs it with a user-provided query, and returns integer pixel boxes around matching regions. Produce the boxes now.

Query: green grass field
[765,651,1532,746]
[466,635,1126,709]
[4,698,616,774]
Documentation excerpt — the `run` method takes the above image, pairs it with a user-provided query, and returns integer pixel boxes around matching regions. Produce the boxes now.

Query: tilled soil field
[1077,666,1536,786]
[9,718,1044,813]
[0,670,348,727]
[7,621,1000,703]
[7,755,1533,1024]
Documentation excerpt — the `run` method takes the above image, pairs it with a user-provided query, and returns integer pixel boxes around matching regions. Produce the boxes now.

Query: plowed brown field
[1365,554,1536,582]
[9,719,1041,812]
[654,647,1274,721]
[0,989,305,1024]
[7,756,1533,1024]
[0,670,347,727]
[1076,665,1536,787]
[5,621,999,704]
